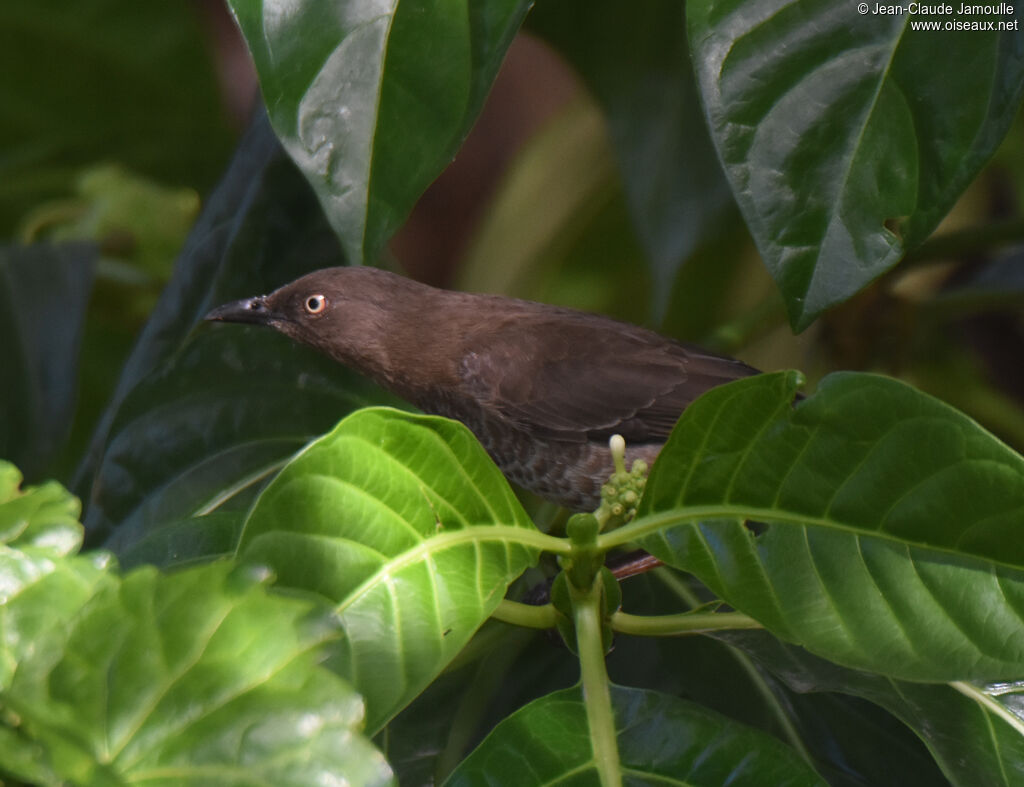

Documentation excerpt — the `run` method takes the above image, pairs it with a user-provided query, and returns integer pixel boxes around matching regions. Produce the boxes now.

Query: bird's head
[204,266,423,371]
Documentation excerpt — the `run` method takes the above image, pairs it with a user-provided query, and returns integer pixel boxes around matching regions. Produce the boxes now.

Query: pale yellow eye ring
[305,294,327,314]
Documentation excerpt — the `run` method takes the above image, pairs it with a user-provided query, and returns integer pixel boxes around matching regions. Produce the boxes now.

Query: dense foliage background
[2,0,1024,784]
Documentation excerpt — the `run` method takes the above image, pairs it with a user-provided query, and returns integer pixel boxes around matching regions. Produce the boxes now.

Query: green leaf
[688,0,1024,329]
[0,243,96,481]
[117,511,245,572]
[96,328,390,562]
[82,114,391,551]
[237,407,542,732]
[3,561,394,786]
[0,0,233,234]
[0,461,82,555]
[719,630,1024,787]
[447,685,826,785]
[0,464,112,692]
[628,371,1024,680]
[608,571,949,787]
[0,549,113,693]
[530,0,735,314]
[227,0,532,264]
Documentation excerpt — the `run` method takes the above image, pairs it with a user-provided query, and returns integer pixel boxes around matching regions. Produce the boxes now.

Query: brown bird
[205,267,759,512]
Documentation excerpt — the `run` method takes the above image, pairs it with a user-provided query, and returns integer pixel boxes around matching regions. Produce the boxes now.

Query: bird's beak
[204,296,280,325]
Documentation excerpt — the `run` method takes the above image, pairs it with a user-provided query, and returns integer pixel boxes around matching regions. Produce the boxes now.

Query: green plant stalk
[902,217,1024,266]
[573,576,622,787]
[491,599,560,629]
[611,609,761,636]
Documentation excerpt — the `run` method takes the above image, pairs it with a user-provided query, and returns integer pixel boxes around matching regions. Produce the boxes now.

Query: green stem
[491,599,559,629]
[902,218,1024,266]
[573,577,622,787]
[611,610,761,636]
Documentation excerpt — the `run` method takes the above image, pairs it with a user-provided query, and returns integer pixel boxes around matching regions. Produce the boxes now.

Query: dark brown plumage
[205,267,759,511]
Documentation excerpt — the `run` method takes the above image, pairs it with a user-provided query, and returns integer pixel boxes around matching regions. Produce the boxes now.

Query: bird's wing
[458,313,759,444]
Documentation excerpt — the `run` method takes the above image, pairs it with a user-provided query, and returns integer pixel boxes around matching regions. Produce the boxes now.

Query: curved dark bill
[204,296,278,325]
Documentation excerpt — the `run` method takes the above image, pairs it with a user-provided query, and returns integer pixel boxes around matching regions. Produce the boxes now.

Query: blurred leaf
[2,560,394,786]
[228,0,532,264]
[80,113,393,550]
[688,0,1024,329]
[0,243,95,481]
[238,408,541,732]
[448,685,826,785]
[930,245,1024,314]
[0,0,233,235]
[25,164,201,282]
[630,371,1024,680]
[719,630,1024,787]
[530,0,735,317]
[0,460,82,555]
[0,462,112,690]
[458,97,652,323]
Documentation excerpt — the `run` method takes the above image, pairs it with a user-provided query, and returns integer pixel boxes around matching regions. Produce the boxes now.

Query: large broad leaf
[95,328,390,561]
[1,560,393,786]
[622,371,1024,680]
[688,0,1024,329]
[529,0,735,315]
[718,630,1024,787]
[237,407,541,732]
[0,243,95,481]
[0,0,232,234]
[0,461,82,556]
[447,685,826,785]
[227,0,533,265]
[607,571,949,787]
[0,462,111,689]
[81,114,392,550]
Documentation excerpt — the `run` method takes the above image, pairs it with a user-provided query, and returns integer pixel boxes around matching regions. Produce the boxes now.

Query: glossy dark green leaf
[0,243,95,481]
[117,511,245,572]
[96,328,390,561]
[0,0,232,234]
[379,622,552,784]
[3,561,393,786]
[719,630,1024,787]
[688,0,1024,329]
[607,571,948,787]
[629,371,1024,680]
[448,685,825,785]
[82,114,392,551]
[227,0,532,264]
[238,407,541,732]
[530,0,735,313]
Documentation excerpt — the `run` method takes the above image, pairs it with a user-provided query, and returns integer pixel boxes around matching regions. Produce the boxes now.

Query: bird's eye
[305,294,327,314]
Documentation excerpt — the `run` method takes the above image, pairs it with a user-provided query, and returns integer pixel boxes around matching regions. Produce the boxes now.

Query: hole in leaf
[883,216,908,244]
